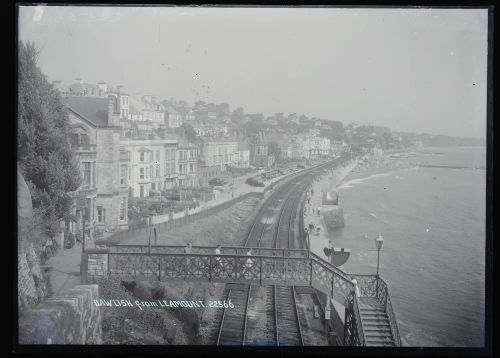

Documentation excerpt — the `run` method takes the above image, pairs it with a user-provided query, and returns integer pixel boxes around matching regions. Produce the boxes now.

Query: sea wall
[322,205,345,231]
[18,284,102,344]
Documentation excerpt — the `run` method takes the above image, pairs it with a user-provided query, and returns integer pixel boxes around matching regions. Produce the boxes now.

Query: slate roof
[63,96,110,127]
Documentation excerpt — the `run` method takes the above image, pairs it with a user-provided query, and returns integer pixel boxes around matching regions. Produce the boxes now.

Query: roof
[237,142,250,151]
[200,137,238,144]
[67,83,102,94]
[165,106,179,114]
[164,133,196,148]
[63,96,110,127]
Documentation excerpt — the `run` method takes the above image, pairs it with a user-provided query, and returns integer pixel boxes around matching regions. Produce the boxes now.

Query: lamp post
[374,232,384,296]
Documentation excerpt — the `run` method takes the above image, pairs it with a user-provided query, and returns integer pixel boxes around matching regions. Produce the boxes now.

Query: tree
[206,102,215,112]
[232,107,244,116]
[268,141,282,160]
[181,123,198,143]
[216,102,230,115]
[18,41,81,234]
[194,100,206,109]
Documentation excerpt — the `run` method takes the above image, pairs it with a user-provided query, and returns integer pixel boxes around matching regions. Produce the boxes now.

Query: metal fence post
[158,254,161,281]
[209,255,212,283]
[260,256,263,285]
[310,259,313,287]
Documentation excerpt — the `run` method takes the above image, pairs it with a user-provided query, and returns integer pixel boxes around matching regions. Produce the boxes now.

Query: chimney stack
[108,95,118,126]
[97,81,108,94]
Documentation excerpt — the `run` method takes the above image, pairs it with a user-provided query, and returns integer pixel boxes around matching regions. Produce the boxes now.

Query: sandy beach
[338,153,415,187]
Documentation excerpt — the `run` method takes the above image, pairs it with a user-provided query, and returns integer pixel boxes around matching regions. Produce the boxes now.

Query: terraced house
[176,139,198,188]
[62,95,129,235]
[120,139,179,198]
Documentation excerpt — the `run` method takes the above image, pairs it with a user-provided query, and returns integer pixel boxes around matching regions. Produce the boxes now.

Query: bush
[64,231,75,249]
[245,177,265,187]
[208,177,227,187]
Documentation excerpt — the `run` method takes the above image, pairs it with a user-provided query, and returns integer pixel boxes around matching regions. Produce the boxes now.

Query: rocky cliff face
[18,169,49,310]
[18,243,49,310]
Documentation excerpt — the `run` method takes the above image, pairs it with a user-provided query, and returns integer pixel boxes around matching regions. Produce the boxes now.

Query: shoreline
[338,154,414,188]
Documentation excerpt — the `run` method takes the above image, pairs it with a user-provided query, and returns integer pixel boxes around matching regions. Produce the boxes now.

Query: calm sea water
[335,147,486,347]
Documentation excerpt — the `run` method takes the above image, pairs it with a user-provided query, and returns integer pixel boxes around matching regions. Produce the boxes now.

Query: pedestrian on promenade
[352,278,361,298]
[317,207,321,216]
[244,248,254,279]
[184,243,192,279]
[213,244,222,272]
[212,244,222,286]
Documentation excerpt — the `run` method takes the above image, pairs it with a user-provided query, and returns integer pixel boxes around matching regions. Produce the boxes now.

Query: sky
[18,6,489,138]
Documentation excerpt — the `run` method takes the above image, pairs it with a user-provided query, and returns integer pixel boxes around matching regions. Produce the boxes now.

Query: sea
[334,146,486,347]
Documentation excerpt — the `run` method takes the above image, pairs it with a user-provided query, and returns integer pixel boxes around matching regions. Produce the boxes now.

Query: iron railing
[350,274,402,346]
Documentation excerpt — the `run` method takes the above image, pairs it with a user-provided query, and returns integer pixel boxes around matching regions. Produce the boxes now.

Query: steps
[359,306,395,347]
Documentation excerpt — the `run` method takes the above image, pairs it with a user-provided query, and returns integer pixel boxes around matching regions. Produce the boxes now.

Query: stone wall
[82,249,109,283]
[19,285,102,344]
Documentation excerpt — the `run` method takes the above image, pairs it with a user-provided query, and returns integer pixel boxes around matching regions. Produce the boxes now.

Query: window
[140,168,144,179]
[156,150,160,162]
[156,165,160,177]
[120,198,126,221]
[82,162,91,186]
[120,166,127,185]
[140,185,144,198]
[150,166,153,178]
[189,164,195,173]
[97,207,105,223]
[140,152,145,162]
[71,134,79,146]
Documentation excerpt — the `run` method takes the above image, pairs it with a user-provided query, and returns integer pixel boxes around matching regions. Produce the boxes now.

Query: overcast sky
[19,6,488,138]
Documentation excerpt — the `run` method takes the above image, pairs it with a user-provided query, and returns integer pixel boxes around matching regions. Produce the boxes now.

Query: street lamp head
[375,232,384,250]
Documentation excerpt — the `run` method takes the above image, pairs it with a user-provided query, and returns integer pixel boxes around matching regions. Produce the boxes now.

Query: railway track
[270,172,305,346]
[216,286,252,345]
[215,157,349,345]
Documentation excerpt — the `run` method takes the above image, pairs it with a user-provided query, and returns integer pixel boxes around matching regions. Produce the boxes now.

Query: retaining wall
[18,284,102,344]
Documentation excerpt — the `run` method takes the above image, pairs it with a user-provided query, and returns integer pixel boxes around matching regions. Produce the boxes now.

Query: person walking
[183,243,192,279]
[317,207,321,217]
[214,244,222,274]
[352,278,361,298]
[244,248,254,280]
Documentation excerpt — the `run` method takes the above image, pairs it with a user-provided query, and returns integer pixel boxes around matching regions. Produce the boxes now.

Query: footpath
[303,160,358,263]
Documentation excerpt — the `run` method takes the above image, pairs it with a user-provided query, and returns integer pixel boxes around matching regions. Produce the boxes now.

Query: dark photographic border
[11,1,494,356]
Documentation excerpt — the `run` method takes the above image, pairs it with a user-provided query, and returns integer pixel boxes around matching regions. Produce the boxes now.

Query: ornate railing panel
[352,295,366,346]
[385,293,402,346]
[310,256,354,307]
[350,274,378,298]
[350,274,402,346]
[108,253,160,281]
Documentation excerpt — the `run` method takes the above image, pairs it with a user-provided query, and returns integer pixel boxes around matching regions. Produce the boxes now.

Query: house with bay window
[62,95,129,235]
